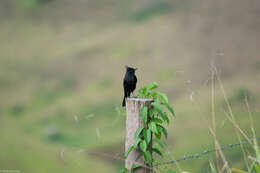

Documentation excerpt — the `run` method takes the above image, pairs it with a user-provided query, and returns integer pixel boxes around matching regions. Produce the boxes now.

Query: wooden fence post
[125,98,153,173]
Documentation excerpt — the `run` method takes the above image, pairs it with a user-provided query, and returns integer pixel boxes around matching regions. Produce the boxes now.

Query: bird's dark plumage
[122,66,137,107]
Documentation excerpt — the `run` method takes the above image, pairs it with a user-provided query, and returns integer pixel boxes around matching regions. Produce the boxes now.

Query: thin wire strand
[82,138,260,169]
[153,137,260,167]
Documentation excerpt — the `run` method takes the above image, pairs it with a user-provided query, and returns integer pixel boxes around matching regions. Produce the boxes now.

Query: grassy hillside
[0,0,260,172]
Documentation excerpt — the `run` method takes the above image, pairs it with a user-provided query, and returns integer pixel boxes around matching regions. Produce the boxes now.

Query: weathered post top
[125,97,153,173]
[126,97,153,105]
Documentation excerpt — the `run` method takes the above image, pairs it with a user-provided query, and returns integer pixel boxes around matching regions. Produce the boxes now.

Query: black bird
[122,66,137,107]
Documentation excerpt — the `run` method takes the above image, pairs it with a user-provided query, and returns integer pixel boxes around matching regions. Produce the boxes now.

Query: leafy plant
[119,167,129,173]
[120,82,175,172]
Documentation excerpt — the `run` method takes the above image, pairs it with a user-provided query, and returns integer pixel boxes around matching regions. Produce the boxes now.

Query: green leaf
[162,127,168,139]
[151,101,164,117]
[133,138,141,148]
[163,112,170,124]
[125,146,134,158]
[163,102,175,117]
[209,161,217,173]
[140,140,147,152]
[248,162,255,173]
[254,138,260,162]
[119,168,128,173]
[143,150,152,165]
[131,164,143,171]
[249,162,255,173]
[146,82,158,91]
[145,129,152,144]
[160,93,168,104]
[149,109,155,118]
[232,168,247,173]
[154,131,162,139]
[155,91,168,104]
[161,112,169,122]
[255,163,260,173]
[140,106,148,123]
[151,118,163,124]
[154,138,165,148]
[149,122,158,134]
[134,126,144,139]
[153,143,160,150]
[157,125,168,139]
[151,92,158,100]
[152,148,163,156]
[138,87,147,97]
[154,97,159,103]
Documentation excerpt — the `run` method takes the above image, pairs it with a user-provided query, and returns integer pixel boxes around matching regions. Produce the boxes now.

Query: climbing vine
[120,82,175,173]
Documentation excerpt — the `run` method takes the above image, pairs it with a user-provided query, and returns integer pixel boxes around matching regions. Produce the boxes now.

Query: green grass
[130,1,172,22]
[1,1,260,172]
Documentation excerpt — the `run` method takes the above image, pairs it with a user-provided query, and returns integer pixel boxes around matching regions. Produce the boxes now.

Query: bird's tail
[122,96,126,107]
[122,91,127,107]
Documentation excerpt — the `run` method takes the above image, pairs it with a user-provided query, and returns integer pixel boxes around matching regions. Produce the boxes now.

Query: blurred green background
[0,0,260,172]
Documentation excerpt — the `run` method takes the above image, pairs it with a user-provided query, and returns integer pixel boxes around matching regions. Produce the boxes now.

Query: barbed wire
[153,137,260,167]
[81,137,260,169]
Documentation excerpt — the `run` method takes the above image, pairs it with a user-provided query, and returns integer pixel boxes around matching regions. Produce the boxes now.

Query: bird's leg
[131,91,136,98]
[129,92,133,97]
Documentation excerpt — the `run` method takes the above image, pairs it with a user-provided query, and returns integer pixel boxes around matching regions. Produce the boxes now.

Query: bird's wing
[123,78,127,87]
[123,78,128,90]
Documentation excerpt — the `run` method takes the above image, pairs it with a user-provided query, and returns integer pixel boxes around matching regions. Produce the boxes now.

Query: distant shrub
[131,2,171,22]
[9,104,25,117]
[44,124,62,141]
[20,0,54,9]
[228,87,251,104]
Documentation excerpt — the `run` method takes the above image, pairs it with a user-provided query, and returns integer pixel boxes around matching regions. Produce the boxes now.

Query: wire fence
[83,137,260,169]
[154,137,260,167]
